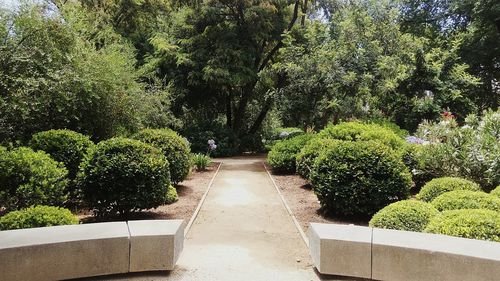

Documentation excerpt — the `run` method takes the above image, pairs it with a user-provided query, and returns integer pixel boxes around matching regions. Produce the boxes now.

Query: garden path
[166,156,320,281]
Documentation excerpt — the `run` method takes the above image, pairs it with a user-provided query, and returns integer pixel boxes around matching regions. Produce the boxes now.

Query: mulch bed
[264,163,368,234]
[77,162,220,225]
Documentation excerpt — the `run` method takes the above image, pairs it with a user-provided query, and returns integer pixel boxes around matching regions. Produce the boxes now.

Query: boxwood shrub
[30,129,94,179]
[267,134,315,173]
[165,184,179,204]
[416,177,481,202]
[491,185,500,197]
[77,138,170,216]
[369,200,439,232]
[317,122,406,151]
[310,141,412,217]
[425,209,500,242]
[133,128,191,184]
[0,205,78,230]
[431,190,500,212]
[0,147,68,211]
[296,138,341,179]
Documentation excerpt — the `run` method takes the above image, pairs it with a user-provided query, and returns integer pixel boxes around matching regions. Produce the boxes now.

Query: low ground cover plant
[192,153,211,171]
[416,177,481,202]
[430,190,500,212]
[369,200,439,232]
[133,128,191,184]
[0,147,68,211]
[0,205,79,230]
[310,141,412,217]
[425,209,500,242]
[267,134,315,173]
[77,138,170,216]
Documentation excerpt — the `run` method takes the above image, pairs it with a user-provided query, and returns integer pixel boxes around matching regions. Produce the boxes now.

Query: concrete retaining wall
[309,223,500,281]
[0,219,184,281]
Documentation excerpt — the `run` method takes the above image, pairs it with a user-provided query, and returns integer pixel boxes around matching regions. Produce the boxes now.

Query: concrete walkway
[168,156,319,281]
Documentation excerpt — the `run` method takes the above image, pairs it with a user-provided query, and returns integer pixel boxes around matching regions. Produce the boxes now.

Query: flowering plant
[207,139,217,155]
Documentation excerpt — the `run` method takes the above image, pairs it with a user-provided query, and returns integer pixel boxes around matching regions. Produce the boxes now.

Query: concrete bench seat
[0,219,184,281]
[309,223,500,281]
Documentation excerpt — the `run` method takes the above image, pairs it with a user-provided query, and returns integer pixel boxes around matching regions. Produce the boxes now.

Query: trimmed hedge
[30,129,94,179]
[491,185,500,197]
[267,134,315,173]
[369,200,439,232]
[310,141,412,217]
[431,190,500,212]
[425,209,500,242]
[78,138,170,216]
[0,205,79,230]
[133,128,191,184]
[296,138,341,179]
[317,122,406,151]
[416,177,481,202]
[165,184,179,204]
[0,147,68,211]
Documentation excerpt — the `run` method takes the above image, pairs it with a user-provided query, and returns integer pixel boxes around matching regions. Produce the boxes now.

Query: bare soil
[264,163,368,234]
[78,162,220,224]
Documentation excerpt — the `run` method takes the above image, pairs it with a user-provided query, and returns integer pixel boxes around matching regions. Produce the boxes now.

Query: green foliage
[165,184,179,204]
[318,122,406,151]
[296,138,341,179]
[431,190,500,212]
[425,209,500,242]
[0,205,79,231]
[369,200,439,232]
[77,138,170,216]
[133,128,191,184]
[413,110,499,190]
[30,130,94,180]
[267,134,315,174]
[192,153,211,171]
[310,141,412,217]
[0,147,68,211]
[416,177,481,202]
[491,186,500,197]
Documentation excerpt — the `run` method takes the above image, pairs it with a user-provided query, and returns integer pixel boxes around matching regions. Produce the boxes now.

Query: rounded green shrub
[133,128,191,184]
[491,185,500,197]
[0,205,79,230]
[318,122,406,151]
[165,184,179,204]
[78,138,170,216]
[369,200,439,232]
[431,190,500,212]
[0,147,68,211]
[425,209,500,242]
[30,129,94,179]
[416,177,481,202]
[310,141,412,217]
[296,138,341,179]
[267,134,315,173]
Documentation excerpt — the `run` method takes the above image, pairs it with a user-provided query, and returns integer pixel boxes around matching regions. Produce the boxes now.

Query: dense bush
[414,110,500,190]
[267,134,315,173]
[416,177,481,202]
[77,138,170,216]
[318,122,406,151]
[425,209,500,242]
[0,205,79,230]
[165,185,179,204]
[0,147,68,211]
[310,141,412,217]
[30,130,94,180]
[491,186,500,197]
[369,200,439,232]
[133,128,191,184]
[431,190,500,212]
[295,138,341,179]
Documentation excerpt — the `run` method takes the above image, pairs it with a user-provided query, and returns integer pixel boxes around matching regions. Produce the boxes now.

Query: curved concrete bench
[0,219,184,281]
[309,223,500,281]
